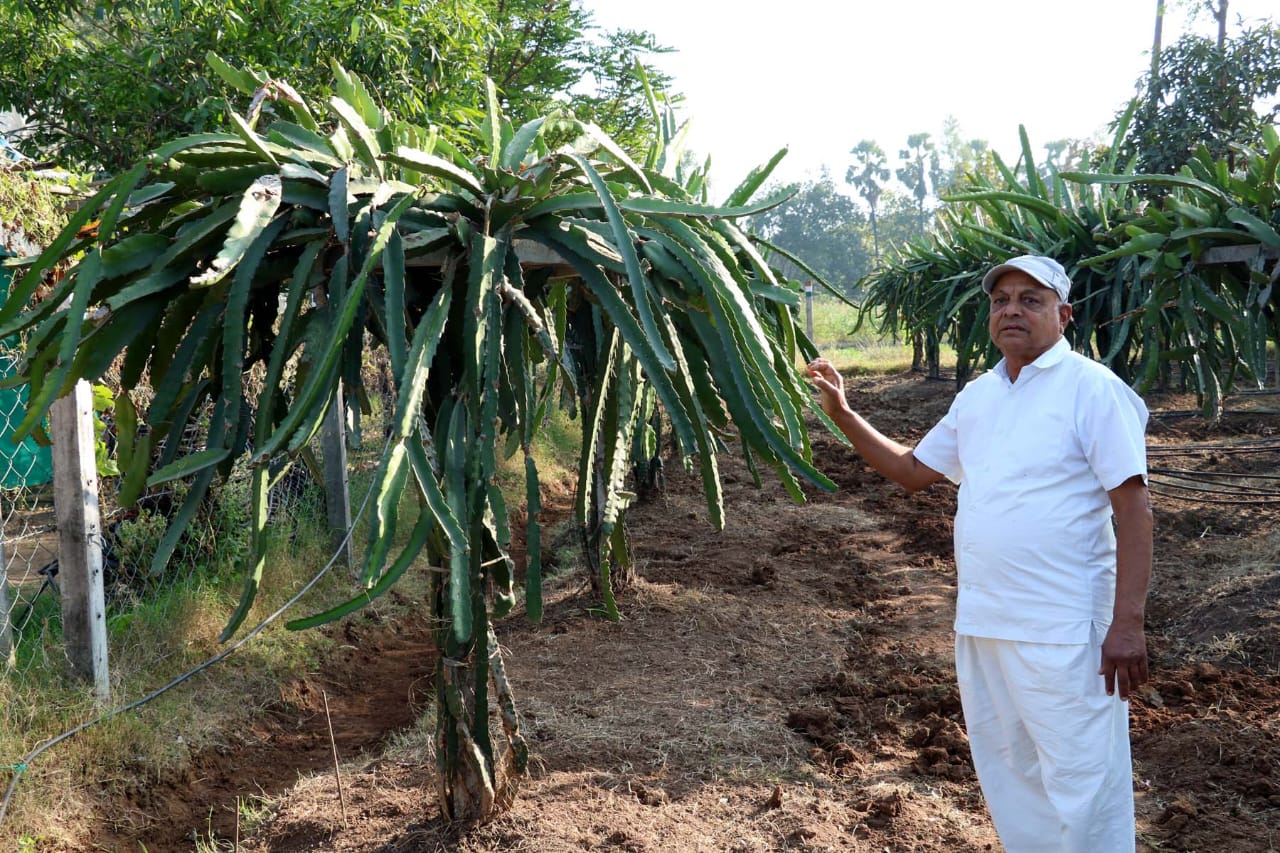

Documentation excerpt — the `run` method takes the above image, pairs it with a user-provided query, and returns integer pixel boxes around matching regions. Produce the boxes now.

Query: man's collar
[1032,336,1071,369]
[994,336,1070,383]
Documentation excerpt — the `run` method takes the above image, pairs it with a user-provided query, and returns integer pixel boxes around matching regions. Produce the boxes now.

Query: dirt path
[92,372,1280,852]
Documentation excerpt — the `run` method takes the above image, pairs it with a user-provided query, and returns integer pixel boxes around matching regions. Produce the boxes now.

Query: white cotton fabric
[913,338,1148,643]
[955,628,1136,853]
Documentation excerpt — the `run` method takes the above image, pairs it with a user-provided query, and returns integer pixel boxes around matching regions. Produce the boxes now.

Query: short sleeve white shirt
[913,337,1148,644]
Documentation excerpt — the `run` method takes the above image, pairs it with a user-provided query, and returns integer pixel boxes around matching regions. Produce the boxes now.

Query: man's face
[987,270,1071,364]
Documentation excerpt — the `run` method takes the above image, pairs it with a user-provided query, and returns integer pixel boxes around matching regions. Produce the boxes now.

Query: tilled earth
[80,372,1280,851]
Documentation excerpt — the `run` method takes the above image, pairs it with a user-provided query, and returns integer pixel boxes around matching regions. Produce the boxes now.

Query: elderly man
[807,255,1152,852]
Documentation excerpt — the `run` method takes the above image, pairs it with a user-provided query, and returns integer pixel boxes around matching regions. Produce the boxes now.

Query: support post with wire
[50,379,109,702]
[0,519,12,669]
[803,280,814,341]
[320,381,354,575]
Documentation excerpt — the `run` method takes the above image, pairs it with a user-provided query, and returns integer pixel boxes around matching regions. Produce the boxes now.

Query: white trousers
[955,627,1135,853]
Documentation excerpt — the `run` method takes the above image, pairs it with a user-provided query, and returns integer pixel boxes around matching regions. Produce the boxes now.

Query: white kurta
[915,337,1148,643]
[913,337,1148,852]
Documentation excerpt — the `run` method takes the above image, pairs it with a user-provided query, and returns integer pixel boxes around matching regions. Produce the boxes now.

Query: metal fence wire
[0,347,395,694]
[0,341,406,842]
[0,348,58,682]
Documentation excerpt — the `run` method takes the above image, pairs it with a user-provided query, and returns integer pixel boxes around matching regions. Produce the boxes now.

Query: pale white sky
[582,0,1276,201]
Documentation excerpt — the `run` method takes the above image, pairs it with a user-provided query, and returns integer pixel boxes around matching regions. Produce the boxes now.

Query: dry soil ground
[84,371,1280,851]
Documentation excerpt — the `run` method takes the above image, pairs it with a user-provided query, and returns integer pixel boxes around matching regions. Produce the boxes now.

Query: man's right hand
[804,358,944,494]
[806,359,849,418]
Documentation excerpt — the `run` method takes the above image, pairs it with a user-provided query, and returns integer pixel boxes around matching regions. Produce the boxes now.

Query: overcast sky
[581,0,1277,200]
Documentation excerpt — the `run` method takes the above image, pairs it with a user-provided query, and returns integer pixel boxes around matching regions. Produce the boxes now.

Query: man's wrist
[1110,609,1145,628]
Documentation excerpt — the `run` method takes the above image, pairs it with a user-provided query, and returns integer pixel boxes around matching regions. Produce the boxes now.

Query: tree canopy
[749,170,871,297]
[1117,18,1280,177]
[0,0,676,171]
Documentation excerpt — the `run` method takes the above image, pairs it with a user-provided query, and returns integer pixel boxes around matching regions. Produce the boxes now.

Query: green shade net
[0,258,53,488]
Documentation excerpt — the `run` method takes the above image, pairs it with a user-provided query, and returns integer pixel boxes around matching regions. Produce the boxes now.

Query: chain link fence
[1,346,397,696]
[0,347,57,681]
[0,338,404,846]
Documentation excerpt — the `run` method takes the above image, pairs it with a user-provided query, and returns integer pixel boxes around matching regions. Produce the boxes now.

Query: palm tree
[846,139,890,259]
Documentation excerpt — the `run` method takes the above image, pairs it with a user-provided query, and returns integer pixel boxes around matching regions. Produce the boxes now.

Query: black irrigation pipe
[1149,482,1280,500]
[1149,409,1280,420]
[1148,472,1280,496]
[1149,467,1280,482]
[0,455,383,829]
[1148,485,1280,506]
[1148,479,1280,499]
[1147,441,1280,456]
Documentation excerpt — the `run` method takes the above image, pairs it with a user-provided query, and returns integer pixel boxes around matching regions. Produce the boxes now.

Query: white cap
[981,255,1072,302]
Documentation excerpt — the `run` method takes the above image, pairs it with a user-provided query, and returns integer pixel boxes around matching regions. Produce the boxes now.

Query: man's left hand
[1099,620,1148,700]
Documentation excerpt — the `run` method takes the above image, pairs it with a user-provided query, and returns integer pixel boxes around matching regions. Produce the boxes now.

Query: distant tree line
[752,3,1279,302]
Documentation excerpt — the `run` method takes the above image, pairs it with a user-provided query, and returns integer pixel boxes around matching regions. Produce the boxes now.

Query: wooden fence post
[51,380,109,702]
[321,382,354,575]
[803,280,814,341]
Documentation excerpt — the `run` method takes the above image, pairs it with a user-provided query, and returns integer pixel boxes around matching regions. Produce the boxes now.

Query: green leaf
[148,303,218,429]
[330,60,383,130]
[443,404,473,645]
[14,251,103,439]
[485,483,516,618]
[97,163,149,243]
[149,133,246,164]
[523,453,543,622]
[330,96,384,179]
[1083,232,1166,264]
[406,439,466,551]
[363,443,410,584]
[661,219,805,447]
[277,162,329,186]
[1225,208,1280,250]
[259,185,419,461]
[117,430,153,508]
[70,296,165,380]
[221,215,286,439]
[329,166,350,245]
[501,117,546,170]
[286,505,433,631]
[393,286,453,438]
[522,189,601,220]
[574,121,652,194]
[227,109,278,164]
[563,152,675,371]
[0,173,128,330]
[99,233,170,281]
[725,148,788,208]
[206,51,266,96]
[225,463,272,639]
[147,447,232,486]
[531,229,697,456]
[384,146,484,197]
[189,176,284,287]
[943,189,1064,221]
[1060,171,1233,204]
[657,312,724,528]
[482,78,503,165]
[383,231,408,380]
[256,241,323,451]
[268,122,341,164]
[152,394,228,576]
[619,186,794,220]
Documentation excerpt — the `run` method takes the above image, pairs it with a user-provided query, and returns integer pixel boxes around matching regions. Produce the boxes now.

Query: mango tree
[1,60,837,821]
